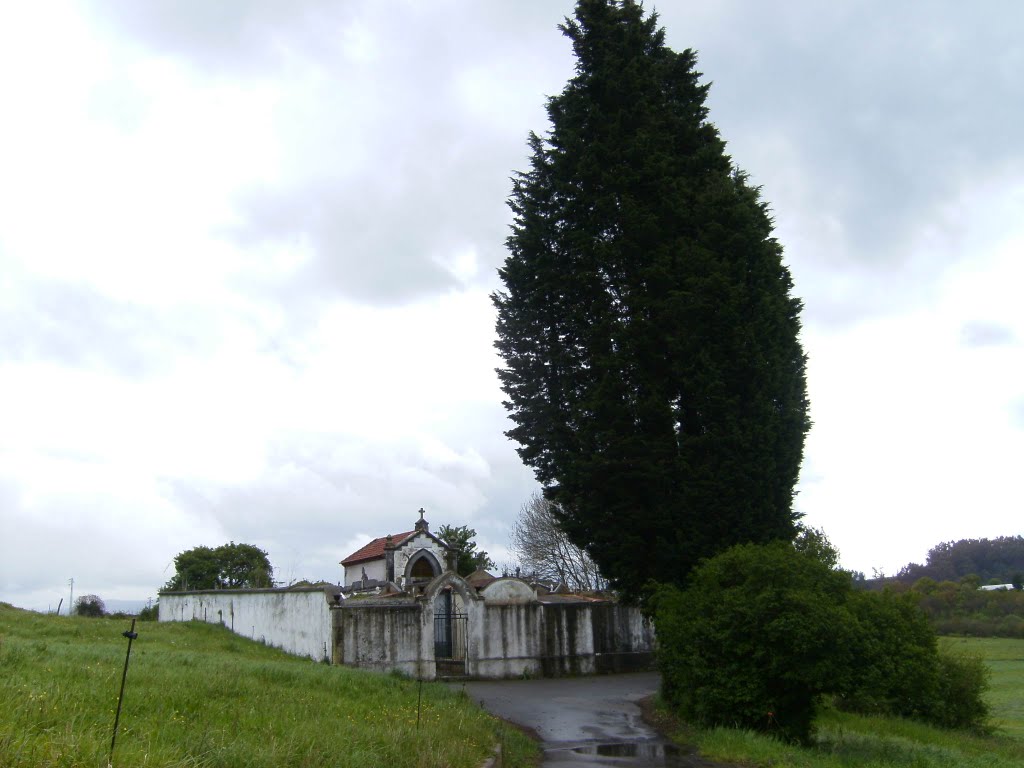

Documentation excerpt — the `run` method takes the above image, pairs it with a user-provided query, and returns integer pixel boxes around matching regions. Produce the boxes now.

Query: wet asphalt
[459,672,710,767]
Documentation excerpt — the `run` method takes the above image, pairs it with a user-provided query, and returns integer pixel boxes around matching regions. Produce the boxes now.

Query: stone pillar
[385,534,395,582]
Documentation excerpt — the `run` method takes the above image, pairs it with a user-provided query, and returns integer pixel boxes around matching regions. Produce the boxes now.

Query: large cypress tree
[492,0,809,599]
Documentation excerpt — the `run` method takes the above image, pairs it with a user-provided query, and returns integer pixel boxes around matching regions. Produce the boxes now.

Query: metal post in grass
[417,677,423,730]
[109,618,138,768]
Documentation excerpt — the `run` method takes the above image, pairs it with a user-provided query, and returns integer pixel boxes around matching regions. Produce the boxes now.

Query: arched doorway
[404,550,442,585]
[411,557,436,579]
[426,575,473,677]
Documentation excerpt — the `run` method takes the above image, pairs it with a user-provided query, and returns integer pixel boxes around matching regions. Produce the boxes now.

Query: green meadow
[10,601,1024,768]
[942,636,1024,740]
[659,636,1024,768]
[0,603,536,768]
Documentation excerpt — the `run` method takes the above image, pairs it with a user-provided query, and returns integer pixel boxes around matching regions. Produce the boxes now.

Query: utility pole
[68,578,74,616]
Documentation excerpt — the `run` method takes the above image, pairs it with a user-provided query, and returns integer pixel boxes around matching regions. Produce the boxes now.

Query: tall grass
[655,636,1024,768]
[695,711,1024,768]
[0,603,536,768]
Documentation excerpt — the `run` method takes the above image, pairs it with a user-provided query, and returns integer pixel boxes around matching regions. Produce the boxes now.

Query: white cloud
[2,0,1023,609]
[799,190,1024,573]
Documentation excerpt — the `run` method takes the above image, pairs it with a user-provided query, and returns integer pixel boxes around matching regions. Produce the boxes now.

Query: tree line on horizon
[857,535,1024,639]
[886,535,1024,587]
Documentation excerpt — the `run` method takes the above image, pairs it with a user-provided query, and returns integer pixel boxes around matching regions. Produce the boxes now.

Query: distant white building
[979,583,1015,591]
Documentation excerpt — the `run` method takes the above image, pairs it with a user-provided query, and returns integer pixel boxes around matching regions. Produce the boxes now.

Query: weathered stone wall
[590,603,657,673]
[332,602,424,677]
[159,587,334,661]
[475,603,544,678]
[160,579,655,679]
[540,604,597,676]
[472,602,652,678]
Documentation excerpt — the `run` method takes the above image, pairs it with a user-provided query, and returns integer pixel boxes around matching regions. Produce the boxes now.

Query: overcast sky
[2,1,1022,612]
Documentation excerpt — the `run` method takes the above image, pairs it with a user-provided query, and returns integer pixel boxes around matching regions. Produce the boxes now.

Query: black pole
[109,618,138,767]
[417,678,423,730]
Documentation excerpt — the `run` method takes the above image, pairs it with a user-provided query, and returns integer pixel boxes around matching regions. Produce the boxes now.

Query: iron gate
[434,611,468,661]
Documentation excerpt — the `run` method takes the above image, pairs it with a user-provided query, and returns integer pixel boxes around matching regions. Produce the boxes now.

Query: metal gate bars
[433,611,468,661]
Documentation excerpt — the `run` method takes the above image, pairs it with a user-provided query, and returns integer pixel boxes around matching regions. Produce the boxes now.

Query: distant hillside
[104,598,149,614]
[894,536,1024,585]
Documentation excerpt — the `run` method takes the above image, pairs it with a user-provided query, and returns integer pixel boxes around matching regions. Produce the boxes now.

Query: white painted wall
[160,577,654,679]
[344,558,386,586]
[159,587,334,661]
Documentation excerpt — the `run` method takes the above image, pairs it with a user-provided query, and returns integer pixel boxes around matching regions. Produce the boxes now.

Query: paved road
[460,673,708,767]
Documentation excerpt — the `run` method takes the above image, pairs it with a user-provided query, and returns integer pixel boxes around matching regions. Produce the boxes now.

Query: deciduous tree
[493,0,809,598]
[511,492,604,591]
[74,594,106,617]
[165,542,273,591]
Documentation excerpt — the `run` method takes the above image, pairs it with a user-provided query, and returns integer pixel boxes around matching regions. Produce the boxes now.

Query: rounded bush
[930,649,990,730]
[653,542,992,740]
[839,589,940,717]
[653,542,854,743]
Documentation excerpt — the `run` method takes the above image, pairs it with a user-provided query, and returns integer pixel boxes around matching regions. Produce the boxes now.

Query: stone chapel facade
[339,509,455,591]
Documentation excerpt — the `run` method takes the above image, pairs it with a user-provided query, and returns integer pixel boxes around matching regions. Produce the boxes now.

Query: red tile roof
[340,531,415,566]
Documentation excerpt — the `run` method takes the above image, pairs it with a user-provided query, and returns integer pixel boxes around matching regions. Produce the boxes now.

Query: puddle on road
[546,740,701,765]
[573,742,681,759]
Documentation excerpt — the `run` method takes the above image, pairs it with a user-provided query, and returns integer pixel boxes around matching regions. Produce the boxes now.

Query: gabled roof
[340,531,415,566]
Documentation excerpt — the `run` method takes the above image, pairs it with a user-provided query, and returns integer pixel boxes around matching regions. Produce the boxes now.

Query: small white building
[339,508,456,590]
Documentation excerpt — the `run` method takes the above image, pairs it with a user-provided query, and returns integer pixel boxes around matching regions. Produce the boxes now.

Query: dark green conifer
[492,0,809,598]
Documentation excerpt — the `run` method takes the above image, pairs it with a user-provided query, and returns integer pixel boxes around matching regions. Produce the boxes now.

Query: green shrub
[653,543,992,742]
[839,589,990,730]
[839,589,940,718]
[653,542,854,744]
[928,648,990,730]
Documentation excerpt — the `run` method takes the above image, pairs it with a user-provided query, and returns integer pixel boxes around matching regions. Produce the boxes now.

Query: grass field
[0,603,537,768]
[658,636,1024,768]
[942,636,1024,739]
